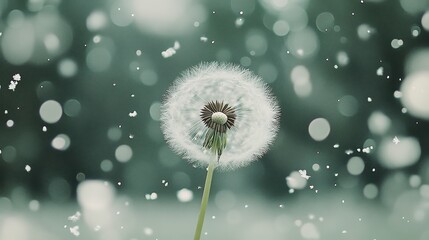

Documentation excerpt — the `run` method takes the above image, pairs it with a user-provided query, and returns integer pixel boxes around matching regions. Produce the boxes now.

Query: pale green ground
[1,190,427,240]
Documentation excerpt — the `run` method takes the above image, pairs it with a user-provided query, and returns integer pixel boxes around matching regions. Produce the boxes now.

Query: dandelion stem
[193,157,216,240]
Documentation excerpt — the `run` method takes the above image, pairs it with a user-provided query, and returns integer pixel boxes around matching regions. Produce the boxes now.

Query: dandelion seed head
[161,62,279,170]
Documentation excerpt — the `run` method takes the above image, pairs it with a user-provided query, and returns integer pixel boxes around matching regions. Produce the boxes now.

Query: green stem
[193,158,216,240]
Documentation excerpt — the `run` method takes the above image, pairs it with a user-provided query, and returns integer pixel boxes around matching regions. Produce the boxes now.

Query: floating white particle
[244,204,249,208]
[279,204,284,208]
[68,211,81,222]
[136,50,142,56]
[94,225,101,231]
[342,230,347,233]
[309,185,314,189]
[145,192,158,200]
[392,136,400,144]
[129,111,137,117]
[25,165,31,172]
[368,97,372,102]
[289,189,295,193]
[298,170,311,180]
[376,67,384,76]
[312,164,320,171]
[333,144,340,148]
[212,215,216,219]
[69,226,80,236]
[173,41,180,50]
[345,149,354,155]
[200,36,208,42]
[342,200,345,203]
[362,147,371,153]
[161,48,176,58]
[42,126,47,132]
[29,199,40,211]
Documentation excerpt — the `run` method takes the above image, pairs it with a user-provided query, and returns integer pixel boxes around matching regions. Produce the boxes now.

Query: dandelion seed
[129,111,138,117]
[298,170,311,180]
[68,211,81,222]
[69,225,80,236]
[393,136,400,144]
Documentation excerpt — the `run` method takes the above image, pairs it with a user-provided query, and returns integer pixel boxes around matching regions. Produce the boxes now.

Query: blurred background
[1,0,429,239]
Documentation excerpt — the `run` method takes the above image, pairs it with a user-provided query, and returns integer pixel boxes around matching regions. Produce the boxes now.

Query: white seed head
[211,112,228,125]
[160,62,280,170]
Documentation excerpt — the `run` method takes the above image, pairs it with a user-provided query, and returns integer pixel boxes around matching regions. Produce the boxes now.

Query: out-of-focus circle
[400,71,429,119]
[286,171,307,189]
[258,62,278,83]
[405,49,429,74]
[336,51,349,66]
[100,159,114,172]
[107,126,122,141]
[58,59,78,78]
[177,188,193,202]
[140,69,158,86]
[368,111,391,135]
[86,47,112,72]
[77,180,115,210]
[48,178,71,202]
[316,12,335,32]
[308,118,330,141]
[286,27,319,58]
[400,0,429,15]
[272,20,290,36]
[39,100,63,124]
[300,222,320,239]
[363,183,378,199]
[64,99,81,117]
[115,144,133,162]
[378,136,421,169]
[245,29,268,56]
[347,156,365,175]
[338,95,359,117]
[357,24,375,40]
[290,65,312,97]
[149,102,161,121]
[51,134,71,151]
[132,0,207,37]
[86,10,108,31]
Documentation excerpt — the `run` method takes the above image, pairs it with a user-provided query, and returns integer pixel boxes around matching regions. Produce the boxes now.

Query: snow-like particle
[13,74,21,81]
[129,111,138,117]
[393,136,400,144]
[161,41,180,58]
[200,36,208,42]
[376,67,384,76]
[298,170,311,180]
[68,211,81,222]
[69,226,80,236]
[143,227,153,236]
[25,165,31,172]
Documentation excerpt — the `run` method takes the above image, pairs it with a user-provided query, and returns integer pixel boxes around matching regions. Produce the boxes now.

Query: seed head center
[211,112,228,125]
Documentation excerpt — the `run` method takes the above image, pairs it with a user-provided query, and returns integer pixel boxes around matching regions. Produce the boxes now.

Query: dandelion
[160,62,279,240]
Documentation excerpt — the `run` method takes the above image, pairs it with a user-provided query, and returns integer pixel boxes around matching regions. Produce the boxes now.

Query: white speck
[362,147,371,153]
[334,64,338,69]
[333,144,340,148]
[376,67,384,76]
[117,182,122,186]
[94,225,101,231]
[68,211,81,222]
[212,215,216,219]
[13,74,21,81]
[309,185,314,189]
[342,230,347,233]
[244,204,249,208]
[129,134,134,139]
[334,173,339,177]
[298,170,311,180]
[342,200,345,203]
[372,168,375,172]
[393,136,400,144]
[116,211,120,215]
[368,97,372,102]
[42,126,47,132]
[129,111,137,117]
[161,41,180,58]
[136,50,142,56]
[289,189,295,193]
[345,149,354,155]
[25,165,31,172]
[235,18,245,28]
[69,226,80,236]
[326,165,330,169]
[200,36,208,42]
